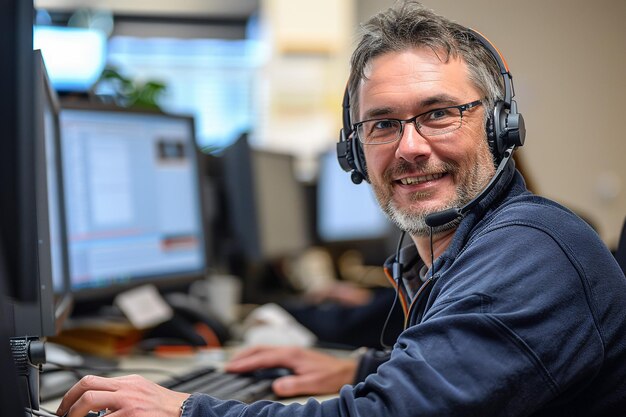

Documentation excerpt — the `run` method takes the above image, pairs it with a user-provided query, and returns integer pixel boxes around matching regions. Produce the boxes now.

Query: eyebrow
[360,93,462,121]
[361,106,395,120]
[420,93,460,108]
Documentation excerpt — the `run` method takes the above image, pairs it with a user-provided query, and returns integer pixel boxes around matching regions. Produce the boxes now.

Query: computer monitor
[59,104,208,302]
[316,148,398,265]
[317,148,395,241]
[0,48,63,413]
[3,50,61,339]
[221,135,311,263]
[219,136,312,302]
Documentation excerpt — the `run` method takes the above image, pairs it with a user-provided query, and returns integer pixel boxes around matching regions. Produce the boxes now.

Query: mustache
[383,159,459,182]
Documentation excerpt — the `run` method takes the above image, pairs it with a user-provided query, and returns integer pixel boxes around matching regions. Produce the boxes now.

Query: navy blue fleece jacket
[182,164,626,416]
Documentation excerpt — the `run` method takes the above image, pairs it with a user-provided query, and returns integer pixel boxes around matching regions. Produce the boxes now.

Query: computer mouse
[61,411,105,417]
[249,367,293,380]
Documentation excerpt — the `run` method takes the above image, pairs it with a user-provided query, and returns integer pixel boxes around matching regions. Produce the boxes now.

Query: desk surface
[40,347,337,411]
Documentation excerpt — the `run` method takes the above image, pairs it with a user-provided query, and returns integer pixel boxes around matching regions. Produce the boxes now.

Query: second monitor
[221,135,311,264]
[59,104,208,301]
[316,148,398,267]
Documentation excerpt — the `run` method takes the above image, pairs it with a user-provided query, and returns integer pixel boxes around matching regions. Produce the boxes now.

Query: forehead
[358,47,478,119]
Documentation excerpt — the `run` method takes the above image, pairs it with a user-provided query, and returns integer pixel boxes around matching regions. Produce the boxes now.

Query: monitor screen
[316,149,394,243]
[40,56,68,297]
[59,105,207,300]
[33,49,66,336]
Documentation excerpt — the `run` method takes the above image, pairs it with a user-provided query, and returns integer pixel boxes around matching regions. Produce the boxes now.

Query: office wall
[357,0,626,249]
[250,0,355,174]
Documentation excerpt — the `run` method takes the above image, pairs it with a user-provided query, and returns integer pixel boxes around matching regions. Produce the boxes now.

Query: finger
[271,375,315,397]
[228,345,294,362]
[65,390,120,417]
[57,375,120,416]
[226,348,295,372]
[228,345,271,361]
[273,372,340,397]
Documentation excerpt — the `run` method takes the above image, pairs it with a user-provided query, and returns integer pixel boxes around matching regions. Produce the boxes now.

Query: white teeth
[399,173,443,185]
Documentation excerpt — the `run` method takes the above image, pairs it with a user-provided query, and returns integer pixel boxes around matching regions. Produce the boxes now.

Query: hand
[306,282,373,307]
[225,346,357,397]
[56,374,190,417]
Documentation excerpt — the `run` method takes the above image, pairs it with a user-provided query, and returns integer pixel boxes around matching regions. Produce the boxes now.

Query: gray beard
[372,155,495,237]
[380,192,463,237]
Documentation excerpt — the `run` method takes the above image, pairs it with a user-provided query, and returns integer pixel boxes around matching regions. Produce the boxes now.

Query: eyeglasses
[353,99,483,145]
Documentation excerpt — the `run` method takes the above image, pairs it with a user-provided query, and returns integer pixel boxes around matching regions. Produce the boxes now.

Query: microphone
[351,171,364,184]
[424,146,515,228]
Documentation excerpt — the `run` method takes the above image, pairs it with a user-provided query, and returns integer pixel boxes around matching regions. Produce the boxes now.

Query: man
[57,2,626,416]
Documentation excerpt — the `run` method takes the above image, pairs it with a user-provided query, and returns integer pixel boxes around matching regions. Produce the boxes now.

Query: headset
[336,28,526,228]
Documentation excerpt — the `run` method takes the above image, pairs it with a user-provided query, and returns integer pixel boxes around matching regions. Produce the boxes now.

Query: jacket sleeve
[353,349,391,384]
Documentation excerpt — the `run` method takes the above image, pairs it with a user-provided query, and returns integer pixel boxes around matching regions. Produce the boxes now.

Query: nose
[395,121,432,162]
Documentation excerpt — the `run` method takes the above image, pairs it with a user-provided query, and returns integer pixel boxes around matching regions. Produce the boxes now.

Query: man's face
[359,47,495,236]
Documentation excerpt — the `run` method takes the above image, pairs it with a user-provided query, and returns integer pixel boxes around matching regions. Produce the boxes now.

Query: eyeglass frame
[353,99,483,145]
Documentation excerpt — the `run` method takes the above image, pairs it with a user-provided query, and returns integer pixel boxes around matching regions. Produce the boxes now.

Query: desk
[40,348,337,412]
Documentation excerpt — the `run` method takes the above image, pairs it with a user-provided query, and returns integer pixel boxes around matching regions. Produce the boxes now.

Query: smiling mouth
[398,172,445,185]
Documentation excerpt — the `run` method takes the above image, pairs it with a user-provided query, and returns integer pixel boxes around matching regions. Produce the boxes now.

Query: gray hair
[348,1,504,125]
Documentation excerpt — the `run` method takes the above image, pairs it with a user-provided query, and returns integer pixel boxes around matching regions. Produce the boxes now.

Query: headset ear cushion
[490,101,510,161]
[486,112,497,158]
[352,138,368,181]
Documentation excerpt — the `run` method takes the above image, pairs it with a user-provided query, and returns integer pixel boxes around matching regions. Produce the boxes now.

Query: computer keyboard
[160,366,287,403]
[40,365,287,404]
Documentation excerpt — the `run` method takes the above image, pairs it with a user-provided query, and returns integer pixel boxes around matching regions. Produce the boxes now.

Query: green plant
[96,67,167,110]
